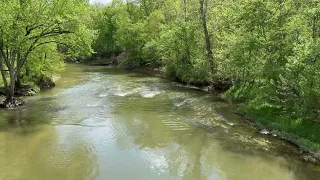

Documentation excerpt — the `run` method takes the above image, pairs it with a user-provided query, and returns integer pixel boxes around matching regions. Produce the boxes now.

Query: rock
[303,155,318,163]
[312,151,320,162]
[0,99,25,108]
[271,130,278,137]
[38,75,55,90]
[16,85,40,96]
[260,129,270,135]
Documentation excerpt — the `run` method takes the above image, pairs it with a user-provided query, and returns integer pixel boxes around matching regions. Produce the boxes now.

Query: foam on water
[139,90,161,98]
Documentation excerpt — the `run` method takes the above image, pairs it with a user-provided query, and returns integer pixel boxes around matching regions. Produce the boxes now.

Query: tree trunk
[0,69,9,98]
[0,57,8,91]
[5,50,16,104]
[7,67,15,103]
[1,60,25,107]
[199,0,216,74]
[0,31,8,92]
[183,0,187,22]
[5,92,13,103]
[15,70,22,90]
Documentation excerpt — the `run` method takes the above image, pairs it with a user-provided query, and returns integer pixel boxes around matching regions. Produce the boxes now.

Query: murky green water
[0,64,319,180]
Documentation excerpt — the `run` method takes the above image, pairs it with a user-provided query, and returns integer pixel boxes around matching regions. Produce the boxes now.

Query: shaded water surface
[0,64,319,180]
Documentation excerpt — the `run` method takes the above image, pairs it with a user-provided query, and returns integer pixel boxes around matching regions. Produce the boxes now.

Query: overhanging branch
[26,30,73,41]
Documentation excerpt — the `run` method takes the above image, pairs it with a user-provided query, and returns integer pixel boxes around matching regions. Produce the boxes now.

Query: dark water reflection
[0,64,319,180]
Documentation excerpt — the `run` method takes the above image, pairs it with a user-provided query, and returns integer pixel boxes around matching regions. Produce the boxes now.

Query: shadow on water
[0,104,52,132]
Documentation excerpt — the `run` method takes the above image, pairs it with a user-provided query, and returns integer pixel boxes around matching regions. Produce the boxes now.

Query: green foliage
[91,5,121,57]
[243,106,320,151]
[91,0,320,150]
[23,44,65,84]
[0,0,94,97]
[91,0,320,118]
[223,0,320,121]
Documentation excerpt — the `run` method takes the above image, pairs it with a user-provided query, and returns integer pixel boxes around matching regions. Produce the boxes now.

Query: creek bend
[0,64,319,180]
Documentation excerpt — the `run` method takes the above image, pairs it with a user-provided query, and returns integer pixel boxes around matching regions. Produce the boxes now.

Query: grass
[243,106,320,153]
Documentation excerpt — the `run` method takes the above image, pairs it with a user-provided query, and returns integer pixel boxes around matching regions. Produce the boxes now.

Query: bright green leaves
[224,0,320,120]
[90,0,320,120]
[0,0,94,98]
[24,44,65,83]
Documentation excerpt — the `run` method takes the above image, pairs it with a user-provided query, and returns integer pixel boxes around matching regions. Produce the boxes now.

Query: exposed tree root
[0,98,25,108]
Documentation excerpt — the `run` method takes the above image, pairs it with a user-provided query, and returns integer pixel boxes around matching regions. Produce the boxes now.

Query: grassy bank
[241,106,320,162]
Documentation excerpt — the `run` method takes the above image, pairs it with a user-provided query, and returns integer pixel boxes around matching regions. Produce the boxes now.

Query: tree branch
[22,21,70,42]
[26,30,73,41]
[25,23,47,36]
[0,38,10,69]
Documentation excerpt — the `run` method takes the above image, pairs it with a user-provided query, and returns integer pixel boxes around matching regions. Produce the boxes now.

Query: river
[0,64,319,180]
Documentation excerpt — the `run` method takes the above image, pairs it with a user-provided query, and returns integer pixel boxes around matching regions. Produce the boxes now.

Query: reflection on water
[0,64,319,180]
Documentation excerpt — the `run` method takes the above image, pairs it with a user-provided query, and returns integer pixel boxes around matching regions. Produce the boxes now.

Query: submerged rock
[260,129,270,135]
[271,130,278,137]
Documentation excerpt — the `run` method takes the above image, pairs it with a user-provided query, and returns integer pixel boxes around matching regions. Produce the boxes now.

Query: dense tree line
[91,0,320,122]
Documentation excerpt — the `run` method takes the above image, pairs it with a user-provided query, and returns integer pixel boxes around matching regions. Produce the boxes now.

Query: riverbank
[0,75,59,108]
[82,60,320,163]
[81,61,320,162]
[114,65,320,164]
[239,107,320,164]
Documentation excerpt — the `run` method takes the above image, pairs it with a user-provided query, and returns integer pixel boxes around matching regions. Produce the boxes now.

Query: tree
[199,0,216,74]
[0,0,93,107]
